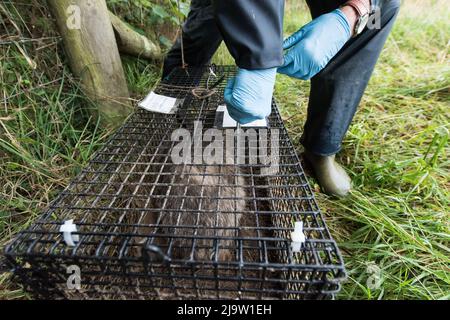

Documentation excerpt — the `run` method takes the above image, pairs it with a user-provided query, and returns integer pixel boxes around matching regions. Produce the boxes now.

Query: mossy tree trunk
[48,0,132,127]
[109,12,162,61]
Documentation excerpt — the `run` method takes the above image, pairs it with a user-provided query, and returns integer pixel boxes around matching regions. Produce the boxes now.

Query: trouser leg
[162,0,223,79]
[302,0,401,156]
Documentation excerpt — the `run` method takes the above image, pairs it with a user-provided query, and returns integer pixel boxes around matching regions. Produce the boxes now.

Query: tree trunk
[109,12,162,61]
[48,0,132,127]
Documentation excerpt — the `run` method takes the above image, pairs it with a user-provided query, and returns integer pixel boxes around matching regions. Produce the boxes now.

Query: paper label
[218,105,268,128]
[138,91,183,114]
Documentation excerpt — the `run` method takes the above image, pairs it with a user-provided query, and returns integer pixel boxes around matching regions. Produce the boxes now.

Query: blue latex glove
[278,9,351,80]
[224,67,277,124]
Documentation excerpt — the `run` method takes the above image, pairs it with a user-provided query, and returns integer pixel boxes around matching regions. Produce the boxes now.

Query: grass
[278,0,449,299]
[1,0,449,300]
[0,0,162,299]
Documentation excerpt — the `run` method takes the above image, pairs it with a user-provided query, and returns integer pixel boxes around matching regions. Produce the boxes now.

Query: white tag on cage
[217,105,268,128]
[291,221,306,252]
[59,219,79,247]
[138,91,184,114]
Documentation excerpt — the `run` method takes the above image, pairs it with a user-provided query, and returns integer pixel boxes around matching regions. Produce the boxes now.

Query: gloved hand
[224,67,277,124]
[278,9,351,80]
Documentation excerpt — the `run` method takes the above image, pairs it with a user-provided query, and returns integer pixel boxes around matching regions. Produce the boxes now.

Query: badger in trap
[4,66,346,300]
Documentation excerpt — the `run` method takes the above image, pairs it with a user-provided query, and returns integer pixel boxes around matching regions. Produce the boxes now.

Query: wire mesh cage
[4,65,346,300]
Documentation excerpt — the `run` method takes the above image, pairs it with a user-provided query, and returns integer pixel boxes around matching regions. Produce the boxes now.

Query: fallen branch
[109,11,162,61]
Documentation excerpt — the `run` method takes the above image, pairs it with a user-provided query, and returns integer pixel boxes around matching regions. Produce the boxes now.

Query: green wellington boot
[303,149,352,197]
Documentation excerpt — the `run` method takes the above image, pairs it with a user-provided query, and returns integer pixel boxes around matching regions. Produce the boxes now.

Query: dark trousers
[162,0,401,156]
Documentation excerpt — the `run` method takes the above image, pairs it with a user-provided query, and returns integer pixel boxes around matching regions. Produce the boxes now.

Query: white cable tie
[291,221,306,253]
[59,219,79,247]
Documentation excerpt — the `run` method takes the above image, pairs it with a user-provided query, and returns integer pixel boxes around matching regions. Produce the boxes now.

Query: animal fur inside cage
[4,66,346,300]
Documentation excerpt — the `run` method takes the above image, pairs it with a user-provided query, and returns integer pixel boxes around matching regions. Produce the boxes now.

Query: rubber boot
[303,149,352,197]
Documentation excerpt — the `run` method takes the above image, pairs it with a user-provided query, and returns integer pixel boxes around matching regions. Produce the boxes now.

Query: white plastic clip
[209,66,217,78]
[291,221,306,252]
[59,219,79,247]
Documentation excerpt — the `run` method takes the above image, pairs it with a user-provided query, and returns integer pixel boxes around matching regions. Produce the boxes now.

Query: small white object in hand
[218,105,268,128]
[291,221,306,252]
[60,219,79,247]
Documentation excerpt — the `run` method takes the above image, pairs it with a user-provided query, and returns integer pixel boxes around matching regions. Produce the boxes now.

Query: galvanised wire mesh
[4,66,346,300]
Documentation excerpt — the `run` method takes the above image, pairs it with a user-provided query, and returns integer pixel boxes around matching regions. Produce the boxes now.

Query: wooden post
[48,0,132,127]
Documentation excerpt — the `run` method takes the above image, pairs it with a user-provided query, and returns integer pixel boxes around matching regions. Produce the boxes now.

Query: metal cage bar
[5,65,346,300]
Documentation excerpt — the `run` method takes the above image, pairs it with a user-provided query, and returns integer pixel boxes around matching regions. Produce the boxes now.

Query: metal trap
[4,66,346,300]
